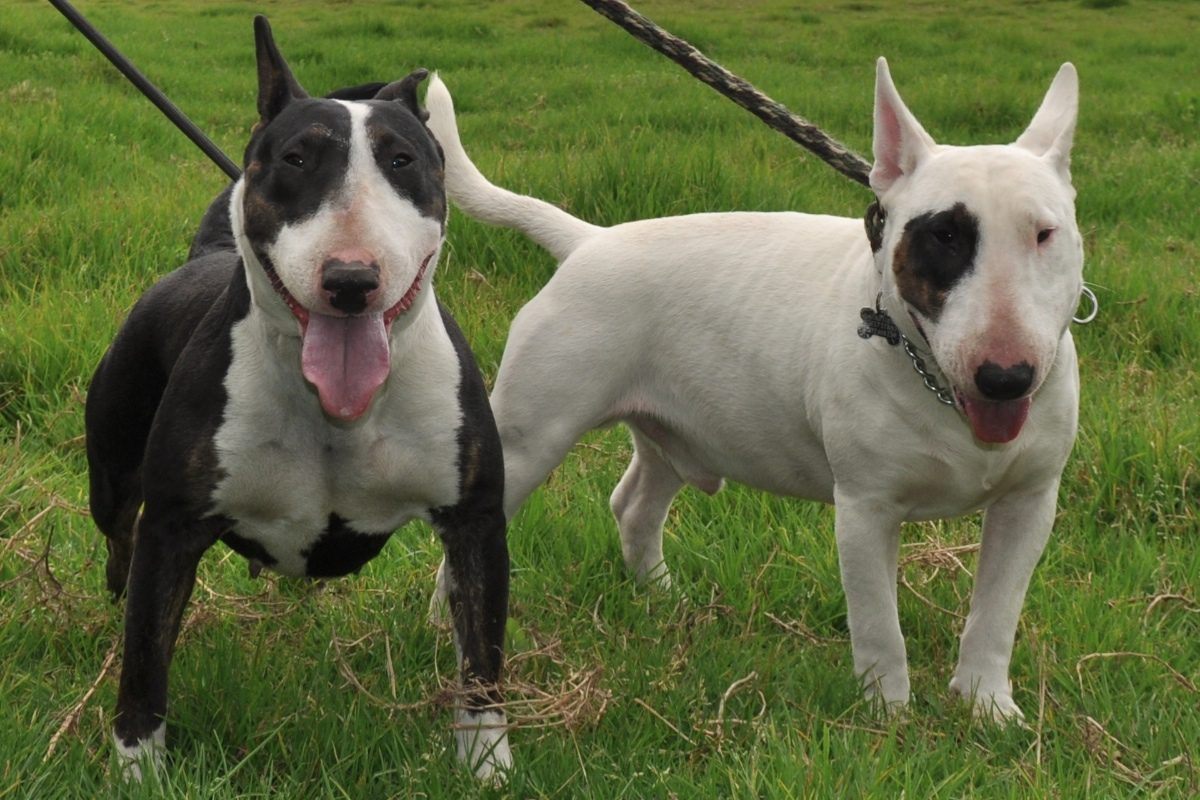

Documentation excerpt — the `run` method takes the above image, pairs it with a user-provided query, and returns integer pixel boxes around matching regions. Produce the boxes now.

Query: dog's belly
[625,410,835,502]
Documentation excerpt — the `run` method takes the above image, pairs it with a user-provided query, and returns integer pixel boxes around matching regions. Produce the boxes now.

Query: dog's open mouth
[956,391,1032,444]
[262,253,431,420]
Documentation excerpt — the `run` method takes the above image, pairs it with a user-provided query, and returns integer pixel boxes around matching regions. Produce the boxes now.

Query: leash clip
[1073,285,1099,325]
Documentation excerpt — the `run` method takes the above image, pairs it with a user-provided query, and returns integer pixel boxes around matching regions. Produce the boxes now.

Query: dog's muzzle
[261,252,433,421]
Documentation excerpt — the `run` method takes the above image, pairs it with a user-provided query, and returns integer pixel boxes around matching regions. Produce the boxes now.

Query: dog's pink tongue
[961,396,1032,444]
[301,312,390,420]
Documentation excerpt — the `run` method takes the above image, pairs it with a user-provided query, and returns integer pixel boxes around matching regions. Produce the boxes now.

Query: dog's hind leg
[85,346,167,599]
[610,428,684,588]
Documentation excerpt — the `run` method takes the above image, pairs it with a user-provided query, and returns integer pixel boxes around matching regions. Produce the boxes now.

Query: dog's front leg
[434,507,511,782]
[834,492,909,711]
[951,482,1058,722]
[112,506,217,781]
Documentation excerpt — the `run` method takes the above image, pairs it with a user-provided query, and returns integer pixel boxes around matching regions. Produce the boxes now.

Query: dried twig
[1076,651,1197,694]
[633,697,696,746]
[44,639,120,762]
[899,574,965,620]
[1144,593,1199,620]
[765,612,845,645]
[712,671,759,743]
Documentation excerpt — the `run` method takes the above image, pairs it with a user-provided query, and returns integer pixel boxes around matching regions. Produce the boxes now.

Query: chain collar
[858,298,957,407]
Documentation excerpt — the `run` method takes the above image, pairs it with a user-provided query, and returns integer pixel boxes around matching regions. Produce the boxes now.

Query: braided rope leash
[579,0,872,187]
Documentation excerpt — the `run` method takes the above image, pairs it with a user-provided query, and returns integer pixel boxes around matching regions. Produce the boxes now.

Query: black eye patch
[891,202,980,320]
[366,103,446,224]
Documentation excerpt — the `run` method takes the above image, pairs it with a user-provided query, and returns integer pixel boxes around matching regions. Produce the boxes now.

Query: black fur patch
[240,100,354,256]
[222,529,278,567]
[302,513,390,578]
[364,101,446,224]
[892,202,980,320]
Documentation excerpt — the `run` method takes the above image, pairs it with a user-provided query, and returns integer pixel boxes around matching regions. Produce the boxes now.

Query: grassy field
[2,0,1197,796]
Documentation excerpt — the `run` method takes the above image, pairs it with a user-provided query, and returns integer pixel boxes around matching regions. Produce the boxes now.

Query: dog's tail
[425,75,600,263]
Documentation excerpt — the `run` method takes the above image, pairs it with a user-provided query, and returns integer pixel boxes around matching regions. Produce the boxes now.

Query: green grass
[2,0,1198,796]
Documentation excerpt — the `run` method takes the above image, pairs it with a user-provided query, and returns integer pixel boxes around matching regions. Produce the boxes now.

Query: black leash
[48,0,242,180]
[579,0,872,188]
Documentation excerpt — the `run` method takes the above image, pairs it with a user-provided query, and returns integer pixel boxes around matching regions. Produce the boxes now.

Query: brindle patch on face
[892,202,980,320]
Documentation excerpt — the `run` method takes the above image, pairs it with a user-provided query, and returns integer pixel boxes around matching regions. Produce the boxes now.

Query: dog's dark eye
[391,154,413,170]
[1037,228,1054,245]
[932,228,955,246]
[283,153,304,169]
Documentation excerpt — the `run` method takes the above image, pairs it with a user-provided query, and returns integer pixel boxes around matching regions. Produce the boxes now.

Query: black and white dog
[85,17,510,781]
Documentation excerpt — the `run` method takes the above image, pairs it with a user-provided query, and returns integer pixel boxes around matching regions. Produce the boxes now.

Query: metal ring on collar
[1073,285,1099,325]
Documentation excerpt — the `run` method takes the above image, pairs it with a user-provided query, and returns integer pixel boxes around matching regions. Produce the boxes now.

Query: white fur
[454,709,511,783]
[114,722,165,783]
[426,61,1083,720]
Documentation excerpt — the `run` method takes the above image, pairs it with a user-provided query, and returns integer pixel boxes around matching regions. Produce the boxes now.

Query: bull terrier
[85,17,511,782]
[424,59,1082,720]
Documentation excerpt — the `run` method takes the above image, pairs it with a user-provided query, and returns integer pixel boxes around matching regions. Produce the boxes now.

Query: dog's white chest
[210,306,464,576]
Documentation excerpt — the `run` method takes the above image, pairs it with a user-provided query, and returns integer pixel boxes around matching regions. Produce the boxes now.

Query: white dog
[425,59,1082,720]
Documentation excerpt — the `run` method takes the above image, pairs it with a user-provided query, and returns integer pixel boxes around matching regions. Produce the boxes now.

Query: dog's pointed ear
[254,16,308,123]
[374,69,431,122]
[1015,63,1078,180]
[870,58,936,197]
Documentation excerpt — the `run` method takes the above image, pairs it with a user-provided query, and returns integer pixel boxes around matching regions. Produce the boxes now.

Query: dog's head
[230,16,446,421]
[868,59,1082,444]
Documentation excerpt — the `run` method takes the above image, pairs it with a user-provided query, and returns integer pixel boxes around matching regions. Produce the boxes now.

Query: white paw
[860,668,911,716]
[454,709,511,784]
[113,723,165,783]
[863,683,910,717]
[428,559,450,627]
[428,588,451,628]
[950,675,1026,724]
[636,561,673,591]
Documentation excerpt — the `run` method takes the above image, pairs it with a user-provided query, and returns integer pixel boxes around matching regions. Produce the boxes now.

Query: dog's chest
[209,312,464,577]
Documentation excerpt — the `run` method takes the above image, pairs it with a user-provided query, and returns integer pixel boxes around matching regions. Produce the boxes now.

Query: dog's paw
[636,561,673,591]
[427,590,451,628]
[949,675,1027,726]
[454,709,512,784]
[113,724,165,783]
[428,559,451,628]
[975,694,1026,725]
[863,684,910,718]
[859,665,911,717]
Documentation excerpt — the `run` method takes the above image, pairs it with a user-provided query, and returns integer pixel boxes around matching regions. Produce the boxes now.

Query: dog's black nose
[322,259,380,314]
[974,361,1035,401]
